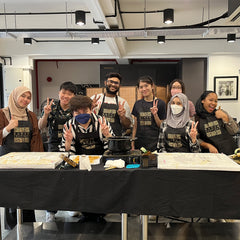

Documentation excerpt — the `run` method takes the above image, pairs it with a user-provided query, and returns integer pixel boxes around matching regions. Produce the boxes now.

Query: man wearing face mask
[157,93,200,153]
[59,95,113,223]
[91,72,132,136]
[59,95,114,155]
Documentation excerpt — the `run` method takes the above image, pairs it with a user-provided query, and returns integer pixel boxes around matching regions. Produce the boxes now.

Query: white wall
[208,55,240,121]
[37,60,116,113]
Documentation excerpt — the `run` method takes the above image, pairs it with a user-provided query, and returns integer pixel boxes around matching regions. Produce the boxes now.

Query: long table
[1,165,240,238]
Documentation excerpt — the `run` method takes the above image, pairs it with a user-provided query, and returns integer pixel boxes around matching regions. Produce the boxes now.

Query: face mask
[171,88,181,96]
[171,104,183,115]
[75,113,91,124]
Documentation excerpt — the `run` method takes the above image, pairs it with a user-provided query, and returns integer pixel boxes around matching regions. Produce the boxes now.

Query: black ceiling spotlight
[157,36,165,44]
[75,10,86,26]
[227,33,236,43]
[91,38,99,45]
[23,38,32,45]
[164,8,174,24]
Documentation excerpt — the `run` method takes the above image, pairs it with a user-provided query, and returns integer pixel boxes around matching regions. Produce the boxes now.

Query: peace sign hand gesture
[99,116,112,138]
[150,99,158,116]
[44,98,54,116]
[189,121,199,143]
[117,101,126,117]
[64,124,73,143]
[92,94,101,109]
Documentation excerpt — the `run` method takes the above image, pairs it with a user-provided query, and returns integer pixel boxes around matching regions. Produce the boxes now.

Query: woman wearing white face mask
[167,79,196,119]
[157,93,200,153]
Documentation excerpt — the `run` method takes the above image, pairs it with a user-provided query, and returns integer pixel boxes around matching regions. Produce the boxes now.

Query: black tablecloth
[0,165,240,219]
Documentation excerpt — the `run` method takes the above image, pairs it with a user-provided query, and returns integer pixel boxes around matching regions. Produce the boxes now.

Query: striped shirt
[157,120,200,153]
[59,113,114,155]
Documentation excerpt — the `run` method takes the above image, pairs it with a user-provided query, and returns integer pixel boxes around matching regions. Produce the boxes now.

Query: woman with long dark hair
[195,90,238,155]
[131,76,166,152]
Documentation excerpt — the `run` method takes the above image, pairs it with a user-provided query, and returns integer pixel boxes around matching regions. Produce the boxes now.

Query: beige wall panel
[86,88,103,97]
[119,86,137,112]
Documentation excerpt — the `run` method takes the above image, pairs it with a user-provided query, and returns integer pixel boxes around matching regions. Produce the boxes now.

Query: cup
[79,155,92,171]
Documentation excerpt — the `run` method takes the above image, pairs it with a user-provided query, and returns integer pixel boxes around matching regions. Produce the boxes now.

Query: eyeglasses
[172,86,182,89]
[107,80,120,85]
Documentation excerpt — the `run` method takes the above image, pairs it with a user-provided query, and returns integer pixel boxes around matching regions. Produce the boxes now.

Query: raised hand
[117,101,126,117]
[92,94,101,109]
[99,116,111,138]
[6,116,18,132]
[64,124,73,143]
[189,121,198,143]
[215,106,228,122]
[44,98,54,115]
[150,99,158,116]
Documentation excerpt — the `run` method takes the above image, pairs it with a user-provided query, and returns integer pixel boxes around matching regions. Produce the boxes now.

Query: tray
[0,152,65,169]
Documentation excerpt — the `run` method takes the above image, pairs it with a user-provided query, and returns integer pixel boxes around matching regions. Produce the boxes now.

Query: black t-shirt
[132,98,166,151]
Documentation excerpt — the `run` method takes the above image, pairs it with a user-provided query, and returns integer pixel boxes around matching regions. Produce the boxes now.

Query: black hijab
[195,90,216,119]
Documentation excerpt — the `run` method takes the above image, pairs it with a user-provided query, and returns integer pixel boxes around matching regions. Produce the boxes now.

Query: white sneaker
[67,211,81,217]
[46,212,55,222]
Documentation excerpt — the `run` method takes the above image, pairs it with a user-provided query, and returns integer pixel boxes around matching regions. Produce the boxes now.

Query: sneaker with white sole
[46,211,55,222]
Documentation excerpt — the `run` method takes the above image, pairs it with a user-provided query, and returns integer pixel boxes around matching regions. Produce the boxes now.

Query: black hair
[60,81,77,95]
[105,72,122,82]
[167,79,186,103]
[169,79,185,93]
[137,75,153,88]
[70,95,92,112]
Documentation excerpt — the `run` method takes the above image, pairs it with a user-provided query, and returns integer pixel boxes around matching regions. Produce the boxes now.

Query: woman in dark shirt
[195,91,238,155]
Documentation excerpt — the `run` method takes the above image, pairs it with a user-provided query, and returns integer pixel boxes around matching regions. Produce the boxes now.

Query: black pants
[5,208,35,230]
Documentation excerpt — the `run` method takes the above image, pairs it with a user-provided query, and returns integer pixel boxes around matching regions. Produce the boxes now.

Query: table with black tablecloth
[0,165,240,219]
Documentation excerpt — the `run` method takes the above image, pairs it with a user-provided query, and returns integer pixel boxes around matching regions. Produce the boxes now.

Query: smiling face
[171,81,183,96]
[17,91,31,108]
[138,81,154,98]
[105,77,120,95]
[59,89,75,106]
[201,92,218,113]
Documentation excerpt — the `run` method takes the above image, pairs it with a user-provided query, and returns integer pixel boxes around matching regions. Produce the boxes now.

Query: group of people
[0,72,238,227]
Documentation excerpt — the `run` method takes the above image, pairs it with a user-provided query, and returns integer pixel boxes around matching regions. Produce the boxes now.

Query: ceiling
[0,0,240,61]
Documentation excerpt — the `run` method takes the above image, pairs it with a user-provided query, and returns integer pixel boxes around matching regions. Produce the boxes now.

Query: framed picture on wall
[214,76,238,100]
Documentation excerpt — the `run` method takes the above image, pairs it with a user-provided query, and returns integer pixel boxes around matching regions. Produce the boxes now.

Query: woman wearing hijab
[195,91,238,155]
[157,93,200,153]
[0,86,44,229]
[167,79,196,119]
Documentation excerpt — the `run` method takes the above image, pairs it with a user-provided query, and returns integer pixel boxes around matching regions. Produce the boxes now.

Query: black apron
[0,110,32,156]
[164,125,190,152]
[0,110,35,229]
[98,94,122,136]
[48,102,72,152]
[135,99,159,152]
[198,115,237,155]
[74,116,105,155]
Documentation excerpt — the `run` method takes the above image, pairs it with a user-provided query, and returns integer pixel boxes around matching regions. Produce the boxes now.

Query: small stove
[102,149,142,164]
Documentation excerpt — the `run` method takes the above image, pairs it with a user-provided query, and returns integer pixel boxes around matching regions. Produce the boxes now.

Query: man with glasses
[91,72,132,136]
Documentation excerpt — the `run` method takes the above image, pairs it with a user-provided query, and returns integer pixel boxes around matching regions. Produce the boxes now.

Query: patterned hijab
[166,93,190,128]
[2,86,31,121]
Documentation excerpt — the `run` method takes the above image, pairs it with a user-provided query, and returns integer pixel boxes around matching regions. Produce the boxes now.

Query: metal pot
[107,136,135,153]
